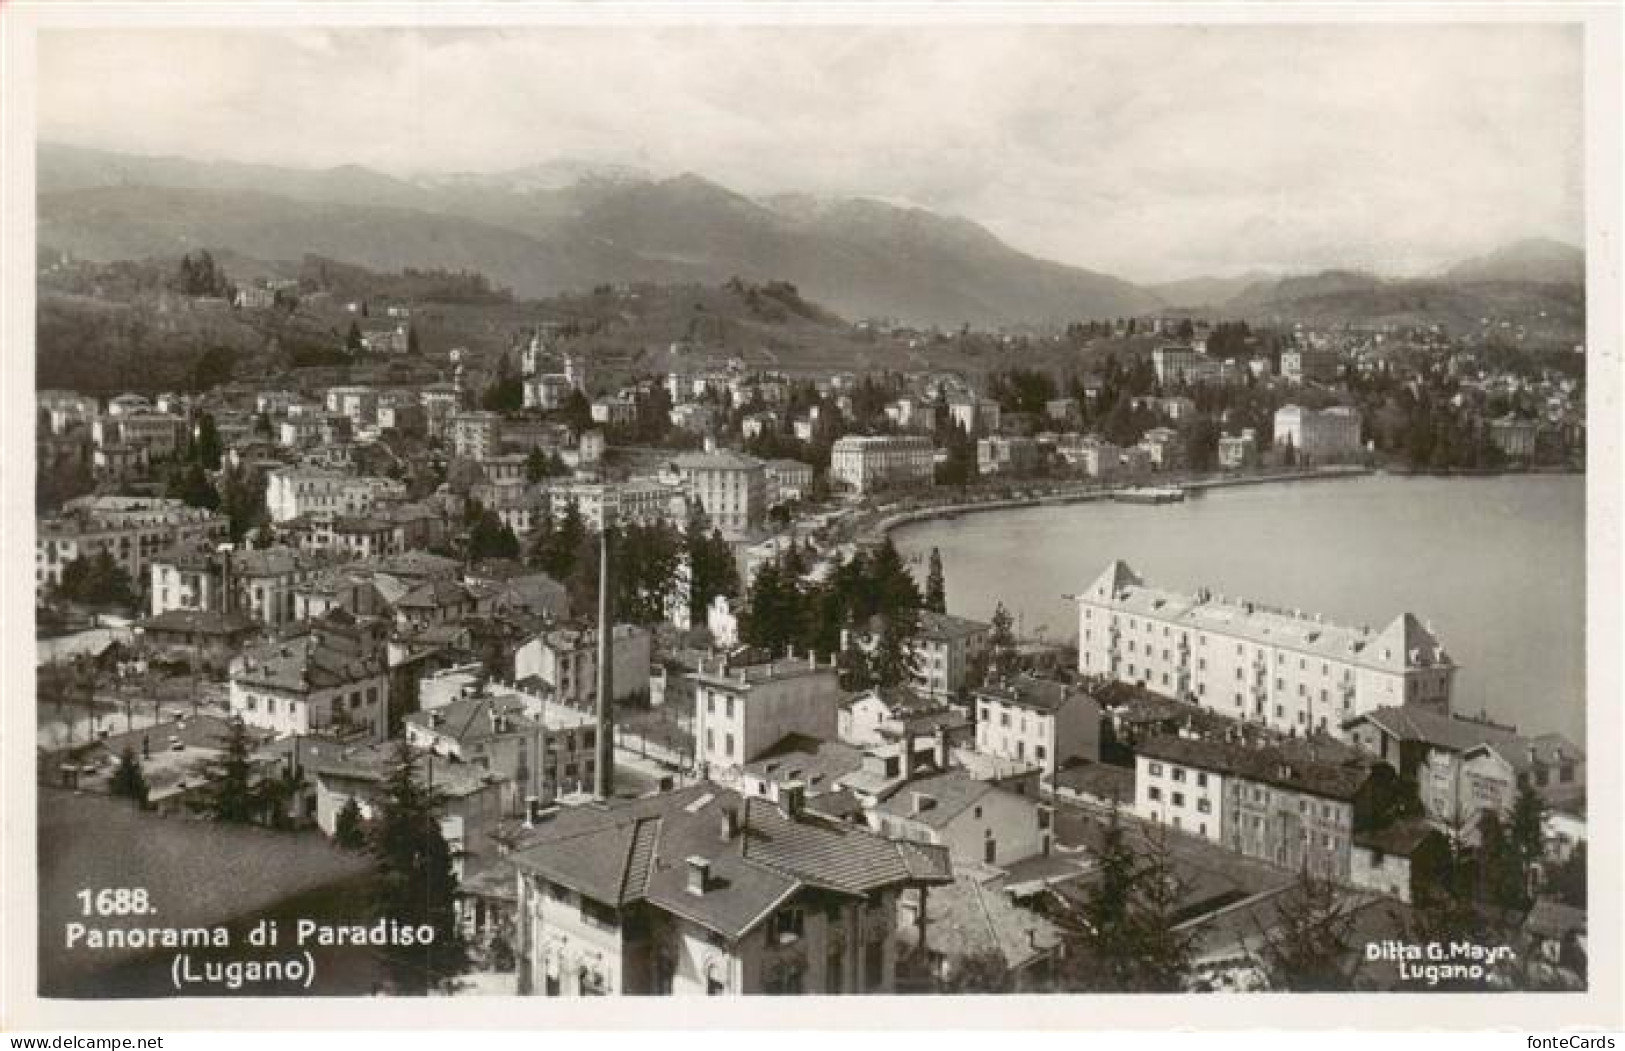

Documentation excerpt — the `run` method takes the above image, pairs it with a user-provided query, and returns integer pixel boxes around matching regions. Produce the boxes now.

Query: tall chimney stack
[594,526,615,799]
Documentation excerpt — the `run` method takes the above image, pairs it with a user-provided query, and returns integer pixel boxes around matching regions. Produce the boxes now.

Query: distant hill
[1147,271,1275,311]
[37,143,1158,328]
[1444,237,1584,285]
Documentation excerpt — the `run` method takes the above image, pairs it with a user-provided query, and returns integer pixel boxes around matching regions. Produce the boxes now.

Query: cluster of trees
[297,254,511,306]
[50,550,138,610]
[1349,373,1513,471]
[194,723,468,992]
[737,537,926,691]
[174,251,235,300]
[160,413,270,543]
[515,499,739,627]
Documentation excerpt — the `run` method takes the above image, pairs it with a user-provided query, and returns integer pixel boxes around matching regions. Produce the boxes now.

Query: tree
[524,447,568,483]
[987,602,1019,682]
[1253,867,1359,991]
[869,614,922,689]
[937,950,1015,994]
[1508,784,1547,892]
[468,507,520,562]
[837,632,875,692]
[193,413,223,470]
[167,461,221,511]
[924,547,947,614]
[201,718,261,825]
[346,320,364,354]
[109,746,149,806]
[334,797,368,851]
[1045,807,1194,991]
[367,741,469,993]
[53,550,138,610]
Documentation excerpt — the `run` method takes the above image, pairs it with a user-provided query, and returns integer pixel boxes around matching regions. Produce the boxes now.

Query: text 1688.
[77,888,154,916]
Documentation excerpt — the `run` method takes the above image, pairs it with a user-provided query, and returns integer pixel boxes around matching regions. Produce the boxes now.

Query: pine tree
[924,547,947,614]
[1508,783,1547,891]
[334,797,367,850]
[202,718,260,825]
[988,602,1018,682]
[367,741,469,992]
[869,614,922,689]
[837,632,875,692]
[109,746,149,806]
[1047,808,1194,992]
[193,413,223,470]
[1254,867,1359,991]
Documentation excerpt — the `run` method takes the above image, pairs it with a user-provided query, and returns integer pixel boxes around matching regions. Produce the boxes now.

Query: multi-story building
[1459,735,1585,831]
[691,653,841,777]
[829,435,935,494]
[1489,416,1541,460]
[1281,349,1342,385]
[971,676,1101,776]
[265,468,406,523]
[37,497,228,602]
[511,784,951,996]
[1138,427,1182,471]
[1342,705,1525,827]
[403,684,599,806]
[149,543,328,626]
[324,386,380,427]
[513,624,652,707]
[1273,405,1363,464]
[764,459,814,505]
[92,412,186,460]
[911,610,990,699]
[870,769,1053,868]
[1136,734,1400,881]
[1217,429,1258,470]
[229,629,390,742]
[946,397,1000,435]
[590,396,638,427]
[452,411,504,461]
[672,447,767,539]
[976,436,1043,477]
[1075,561,1457,736]
[1152,345,1201,386]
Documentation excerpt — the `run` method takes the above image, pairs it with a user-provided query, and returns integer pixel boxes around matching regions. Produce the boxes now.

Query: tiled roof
[672,449,763,472]
[1345,705,1519,753]
[1354,817,1441,857]
[975,676,1088,714]
[1523,897,1586,940]
[1468,733,1584,774]
[511,784,949,940]
[1079,561,1454,674]
[403,693,538,745]
[914,609,990,642]
[143,609,259,637]
[873,770,998,830]
[232,632,384,692]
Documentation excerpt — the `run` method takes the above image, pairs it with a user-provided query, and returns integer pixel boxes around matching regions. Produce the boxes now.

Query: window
[769,907,805,945]
[1196,772,1208,788]
[1171,767,1186,783]
[1172,792,1185,807]
[725,733,735,759]
[1197,798,1211,814]
[1147,786,1162,801]
[1148,762,1163,776]
[706,730,715,753]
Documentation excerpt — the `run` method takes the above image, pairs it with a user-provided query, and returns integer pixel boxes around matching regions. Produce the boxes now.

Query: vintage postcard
[2,1,1620,1032]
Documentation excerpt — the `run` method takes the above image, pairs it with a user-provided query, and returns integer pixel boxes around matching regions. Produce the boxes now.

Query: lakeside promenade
[864,465,1373,540]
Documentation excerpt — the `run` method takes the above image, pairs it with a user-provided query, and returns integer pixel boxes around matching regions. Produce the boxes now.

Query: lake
[894,473,1586,742]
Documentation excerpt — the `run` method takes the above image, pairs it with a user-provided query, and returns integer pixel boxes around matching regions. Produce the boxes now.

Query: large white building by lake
[1074,561,1456,737]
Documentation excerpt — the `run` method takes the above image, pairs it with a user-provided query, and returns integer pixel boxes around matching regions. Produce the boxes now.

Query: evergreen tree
[109,746,149,806]
[1508,784,1547,891]
[1046,807,1194,991]
[53,550,139,610]
[334,797,368,850]
[202,718,261,825]
[924,547,947,614]
[468,507,520,562]
[169,461,221,511]
[837,632,875,692]
[869,614,922,689]
[1254,867,1359,990]
[193,413,223,471]
[346,320,364,354]
[987,602,1019,682]
[367,741,469,992]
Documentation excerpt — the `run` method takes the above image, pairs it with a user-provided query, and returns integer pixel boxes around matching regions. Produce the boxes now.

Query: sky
[37,24,1585,284]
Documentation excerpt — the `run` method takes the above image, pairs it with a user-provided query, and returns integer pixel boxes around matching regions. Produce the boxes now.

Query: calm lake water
[895,474,1586,742]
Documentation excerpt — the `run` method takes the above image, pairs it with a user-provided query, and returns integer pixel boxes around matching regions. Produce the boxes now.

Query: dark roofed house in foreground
[510,782,951,996]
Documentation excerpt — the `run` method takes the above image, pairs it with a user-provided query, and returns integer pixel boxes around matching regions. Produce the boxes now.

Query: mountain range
[36,143,1584,329]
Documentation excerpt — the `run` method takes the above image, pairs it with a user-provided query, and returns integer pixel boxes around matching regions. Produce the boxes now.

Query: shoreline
[872,465,1373,538]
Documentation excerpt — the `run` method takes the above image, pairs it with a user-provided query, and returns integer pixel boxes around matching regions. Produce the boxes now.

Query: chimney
[911,792,936,816]
[901,730,917,782]
[934,726,950,771]
[779,781,806,819]
[1527,744,1538,766]
[703,434,717,454]
[685,856,711,896]
[720,806,740,842]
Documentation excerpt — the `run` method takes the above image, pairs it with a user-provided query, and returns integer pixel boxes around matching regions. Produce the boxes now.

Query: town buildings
[911,610,991,699]
[509,784,951,995]
[37,496,228,602]
[1273,404,1363,464]
[972,676,1101,777]
[514,624,652,707]
[671,447,767,539]
[228,629,391,742]
[869,769,1053,868]
[1076,561,1456,736]
[691,653,841,777]
[265,467,405,523]
[829,435,935,494]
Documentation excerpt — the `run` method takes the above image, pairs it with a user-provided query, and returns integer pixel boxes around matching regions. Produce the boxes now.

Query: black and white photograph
[3,2,1620,1033]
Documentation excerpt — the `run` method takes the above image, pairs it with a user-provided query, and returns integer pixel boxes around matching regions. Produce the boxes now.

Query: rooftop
[1138,733,1380,802]
[509,784,950,940]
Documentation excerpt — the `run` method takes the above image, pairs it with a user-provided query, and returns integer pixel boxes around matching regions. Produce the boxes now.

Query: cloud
[38,23,1583,282]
